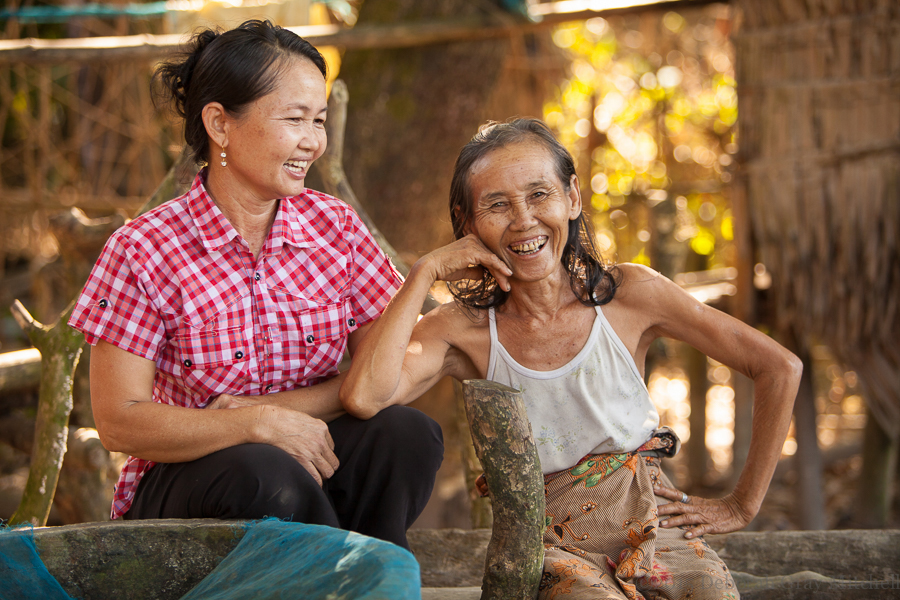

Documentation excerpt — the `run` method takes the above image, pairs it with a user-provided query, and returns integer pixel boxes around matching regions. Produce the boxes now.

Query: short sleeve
[345,209,403,329]
[68,232,165,361]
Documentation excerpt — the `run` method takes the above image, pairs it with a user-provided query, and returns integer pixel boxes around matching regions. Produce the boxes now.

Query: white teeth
[285,160,308,173]
[510,237,547,255]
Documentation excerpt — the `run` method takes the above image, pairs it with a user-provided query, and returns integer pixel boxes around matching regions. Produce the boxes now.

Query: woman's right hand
[254,404,339,486]
[418,234,513,291]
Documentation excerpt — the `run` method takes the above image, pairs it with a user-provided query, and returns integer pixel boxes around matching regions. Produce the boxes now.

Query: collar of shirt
[186,169,317,256]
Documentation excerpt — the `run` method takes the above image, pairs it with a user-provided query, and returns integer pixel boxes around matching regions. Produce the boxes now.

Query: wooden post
[462,379,544,600]
[728,173,755,494]
[9,299,85,526]
[792,345,825,530]
[686,346,709,489]
[858,406,899,528]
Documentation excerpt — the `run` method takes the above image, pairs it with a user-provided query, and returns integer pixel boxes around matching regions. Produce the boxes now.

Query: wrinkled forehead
[467,140,562,200]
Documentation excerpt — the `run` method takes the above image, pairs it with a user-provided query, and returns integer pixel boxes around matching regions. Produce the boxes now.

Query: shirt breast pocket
[300,300,352,383]
[174,326,250,402]
[275,294,350,384]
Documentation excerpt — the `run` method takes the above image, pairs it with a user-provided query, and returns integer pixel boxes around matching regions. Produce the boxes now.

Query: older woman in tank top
[341,118,801,600]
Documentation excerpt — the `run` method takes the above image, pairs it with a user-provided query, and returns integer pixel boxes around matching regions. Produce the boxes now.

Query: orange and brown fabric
[539,430,738,600]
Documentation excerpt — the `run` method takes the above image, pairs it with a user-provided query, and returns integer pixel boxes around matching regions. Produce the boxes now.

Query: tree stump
[462,379,544,600]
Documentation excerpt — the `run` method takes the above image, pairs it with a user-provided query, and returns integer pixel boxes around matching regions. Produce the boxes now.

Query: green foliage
[545,10,737,270]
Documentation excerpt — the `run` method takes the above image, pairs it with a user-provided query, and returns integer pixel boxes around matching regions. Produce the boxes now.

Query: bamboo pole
[0,0,722,65]
[462,379,544,600]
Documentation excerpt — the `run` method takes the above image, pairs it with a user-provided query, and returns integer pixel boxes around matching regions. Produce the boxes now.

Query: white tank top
[486,305,659,474]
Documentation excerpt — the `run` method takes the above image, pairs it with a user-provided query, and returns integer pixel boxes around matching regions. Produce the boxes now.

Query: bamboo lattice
[0,13,179,288]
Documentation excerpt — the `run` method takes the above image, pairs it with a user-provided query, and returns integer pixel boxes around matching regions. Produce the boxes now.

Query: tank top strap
[593,304,645,383]
[486,307,499,380]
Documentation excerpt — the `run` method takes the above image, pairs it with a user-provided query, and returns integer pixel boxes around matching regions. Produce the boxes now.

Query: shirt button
[254,272,261,281]
[183,359,193,368]
[98,299,108,308]
[235,351,244,359]
[306,334,314,344]
[348,318,356,327]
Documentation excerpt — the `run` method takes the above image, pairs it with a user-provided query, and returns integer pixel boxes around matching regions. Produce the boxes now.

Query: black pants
[124,406,443,550]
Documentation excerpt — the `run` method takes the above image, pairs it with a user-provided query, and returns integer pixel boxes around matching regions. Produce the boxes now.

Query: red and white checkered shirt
[69,171,403,519]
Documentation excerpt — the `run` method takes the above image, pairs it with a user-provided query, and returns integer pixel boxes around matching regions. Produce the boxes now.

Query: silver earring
[220,151,227,167]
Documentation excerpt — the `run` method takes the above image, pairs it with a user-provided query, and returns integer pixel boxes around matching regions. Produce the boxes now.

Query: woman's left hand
[654,484,754,538]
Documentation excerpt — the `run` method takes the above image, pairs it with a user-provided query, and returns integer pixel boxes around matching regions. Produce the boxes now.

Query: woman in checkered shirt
[69,20,442,551]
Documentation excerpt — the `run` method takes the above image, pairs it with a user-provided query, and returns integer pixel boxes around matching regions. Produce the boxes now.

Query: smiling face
[467,140,582,283]
[217,56,327,203]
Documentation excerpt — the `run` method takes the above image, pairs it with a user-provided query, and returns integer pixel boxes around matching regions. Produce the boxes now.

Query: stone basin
[23,520,900,599]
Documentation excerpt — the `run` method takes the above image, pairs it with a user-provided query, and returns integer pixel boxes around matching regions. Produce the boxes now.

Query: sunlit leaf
[721,213,734,240]
[633,249,651,265]
[690,228,716,255]
[591,193,611,212]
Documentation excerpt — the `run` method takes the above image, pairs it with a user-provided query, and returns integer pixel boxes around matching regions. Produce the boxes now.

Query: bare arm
[91,340,340,485]
[340,234,512,419]
[618,265,802,536]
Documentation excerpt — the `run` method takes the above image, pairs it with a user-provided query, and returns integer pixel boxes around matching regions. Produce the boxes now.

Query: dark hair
[154,19,327,165]
[448,118,620,309]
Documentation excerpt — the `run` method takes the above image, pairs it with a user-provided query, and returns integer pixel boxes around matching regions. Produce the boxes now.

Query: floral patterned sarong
[540,429,738,600]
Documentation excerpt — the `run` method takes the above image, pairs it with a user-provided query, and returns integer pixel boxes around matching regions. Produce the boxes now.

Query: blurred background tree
[544,8,737,275]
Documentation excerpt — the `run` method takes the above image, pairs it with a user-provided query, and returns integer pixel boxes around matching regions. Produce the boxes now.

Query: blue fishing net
[1,518,420,599]
[0,525,74,600]
[181,519,422,600]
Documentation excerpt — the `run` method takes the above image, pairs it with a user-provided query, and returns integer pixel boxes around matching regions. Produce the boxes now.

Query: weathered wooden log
[0,348,41,393]
[454,381,492,529]
[462,379,544,600]
[8,300,85,526]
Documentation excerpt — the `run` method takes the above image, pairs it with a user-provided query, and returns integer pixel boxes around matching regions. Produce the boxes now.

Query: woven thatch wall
[733,0,899,436]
